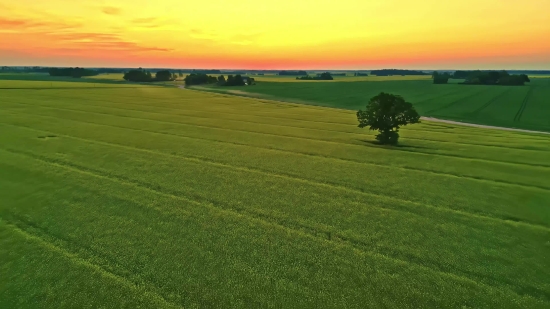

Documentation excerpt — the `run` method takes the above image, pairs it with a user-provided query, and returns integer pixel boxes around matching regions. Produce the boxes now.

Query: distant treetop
[453,70,530,86]
[49,67,98,78]
[296,72,334,81]
[278,70,308,76]
[370,69,429,76]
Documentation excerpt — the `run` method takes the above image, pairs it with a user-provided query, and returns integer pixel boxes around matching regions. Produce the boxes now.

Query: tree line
[432,70,530,85]
[123,69,177,82]
[296,72,334,80]
[370,69,429,76]
[49,67,98,78]
[184,73,255,86]
[279,70,308,76]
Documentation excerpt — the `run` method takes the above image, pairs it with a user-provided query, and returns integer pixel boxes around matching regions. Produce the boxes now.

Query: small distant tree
[155,70,173,81]
[432,71,450,84]
[217,75,226,85]
[178,72,183,77]
[224,74,245,86]
[357,92,420,145]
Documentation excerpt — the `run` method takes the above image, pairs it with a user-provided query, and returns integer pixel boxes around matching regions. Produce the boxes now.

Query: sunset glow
[1,0,549,69]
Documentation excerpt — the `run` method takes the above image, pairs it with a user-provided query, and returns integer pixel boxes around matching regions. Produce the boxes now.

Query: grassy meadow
[197,76,550,132]
[1,77,550,308]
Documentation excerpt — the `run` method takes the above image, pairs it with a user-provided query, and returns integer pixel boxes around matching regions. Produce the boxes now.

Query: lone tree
[357,92,420,145]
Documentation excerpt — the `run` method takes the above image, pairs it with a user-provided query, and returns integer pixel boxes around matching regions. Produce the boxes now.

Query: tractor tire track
[470,88,513,116]
[514,86,535,122]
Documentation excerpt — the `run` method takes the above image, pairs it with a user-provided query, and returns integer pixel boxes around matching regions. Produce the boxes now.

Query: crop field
[1,78,550,308]
[200,77,550,132]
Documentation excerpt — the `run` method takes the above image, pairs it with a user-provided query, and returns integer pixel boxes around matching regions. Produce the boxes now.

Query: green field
[197,77,550,132]
[1,77,550,308]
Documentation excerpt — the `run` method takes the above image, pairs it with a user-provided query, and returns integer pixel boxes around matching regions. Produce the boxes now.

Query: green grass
[1,80,550,308]
[197,78,550,132]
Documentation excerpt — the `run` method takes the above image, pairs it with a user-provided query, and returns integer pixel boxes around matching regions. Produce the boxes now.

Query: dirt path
[179,86,549,136]
[421,117,550,135]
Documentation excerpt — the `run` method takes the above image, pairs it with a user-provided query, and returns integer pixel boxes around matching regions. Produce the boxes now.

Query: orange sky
[1,0,549,69]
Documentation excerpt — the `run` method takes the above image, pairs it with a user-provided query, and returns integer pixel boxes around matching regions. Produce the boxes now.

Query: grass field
[197,77,550,132]
[1,77,550,308]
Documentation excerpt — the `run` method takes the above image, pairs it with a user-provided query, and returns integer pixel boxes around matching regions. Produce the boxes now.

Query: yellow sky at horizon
[1,0,549,69]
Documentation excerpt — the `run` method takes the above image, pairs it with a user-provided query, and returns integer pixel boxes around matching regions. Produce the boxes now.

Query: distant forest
[184,73,254,86]
[191,69,222,74]
[433,70,530,86]
[2,67,549,76]
[370,69,429,76]
[48,67,98,78]
[296,72,334,80]
[279,70,308,76]
[354,72,369,76]
[123,69,177,82]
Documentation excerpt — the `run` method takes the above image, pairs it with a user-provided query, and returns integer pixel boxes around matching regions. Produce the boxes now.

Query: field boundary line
[183,85,550,136]
[2,132,549,232]
[5,108,550,171]
[9,90,549,138]
[0,219,179,309]
[422,117,550,135]
[3,148,546,299]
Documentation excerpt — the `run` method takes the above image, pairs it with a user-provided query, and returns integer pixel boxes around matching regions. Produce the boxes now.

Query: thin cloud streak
[102,6,122,16]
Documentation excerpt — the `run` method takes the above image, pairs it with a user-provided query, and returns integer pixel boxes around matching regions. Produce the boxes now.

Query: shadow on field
[359,140,431,150]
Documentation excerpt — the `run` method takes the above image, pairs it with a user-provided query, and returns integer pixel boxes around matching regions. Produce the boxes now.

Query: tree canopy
[279,70,307,76]
[432,71,450,84]
[357,92,420,145]
[224,74,246,86]
[451,70,530,85]
[49,67,98,78]
[155,70,174,81]
[184,73,218,85]
[370,69,429,76]
[296,72,334,80]
[123,70,154,82]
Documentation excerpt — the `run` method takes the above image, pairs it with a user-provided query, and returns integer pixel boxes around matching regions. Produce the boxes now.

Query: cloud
[129,17,170,29]
[47,32,173,53]
[102,6,122,16]
[189,29,264,46]
[189,29,220,41]
[229,32,264,45]
[132,17,158,24]
[0,17,80,33]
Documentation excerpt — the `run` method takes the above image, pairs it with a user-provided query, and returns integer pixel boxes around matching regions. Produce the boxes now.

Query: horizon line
[2,65,550,71]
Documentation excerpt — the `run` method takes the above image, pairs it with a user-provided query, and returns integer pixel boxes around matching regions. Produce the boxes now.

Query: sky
[1,0,549,70]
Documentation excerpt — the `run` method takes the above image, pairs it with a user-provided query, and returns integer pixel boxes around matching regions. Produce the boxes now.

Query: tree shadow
[358,139,431,150]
